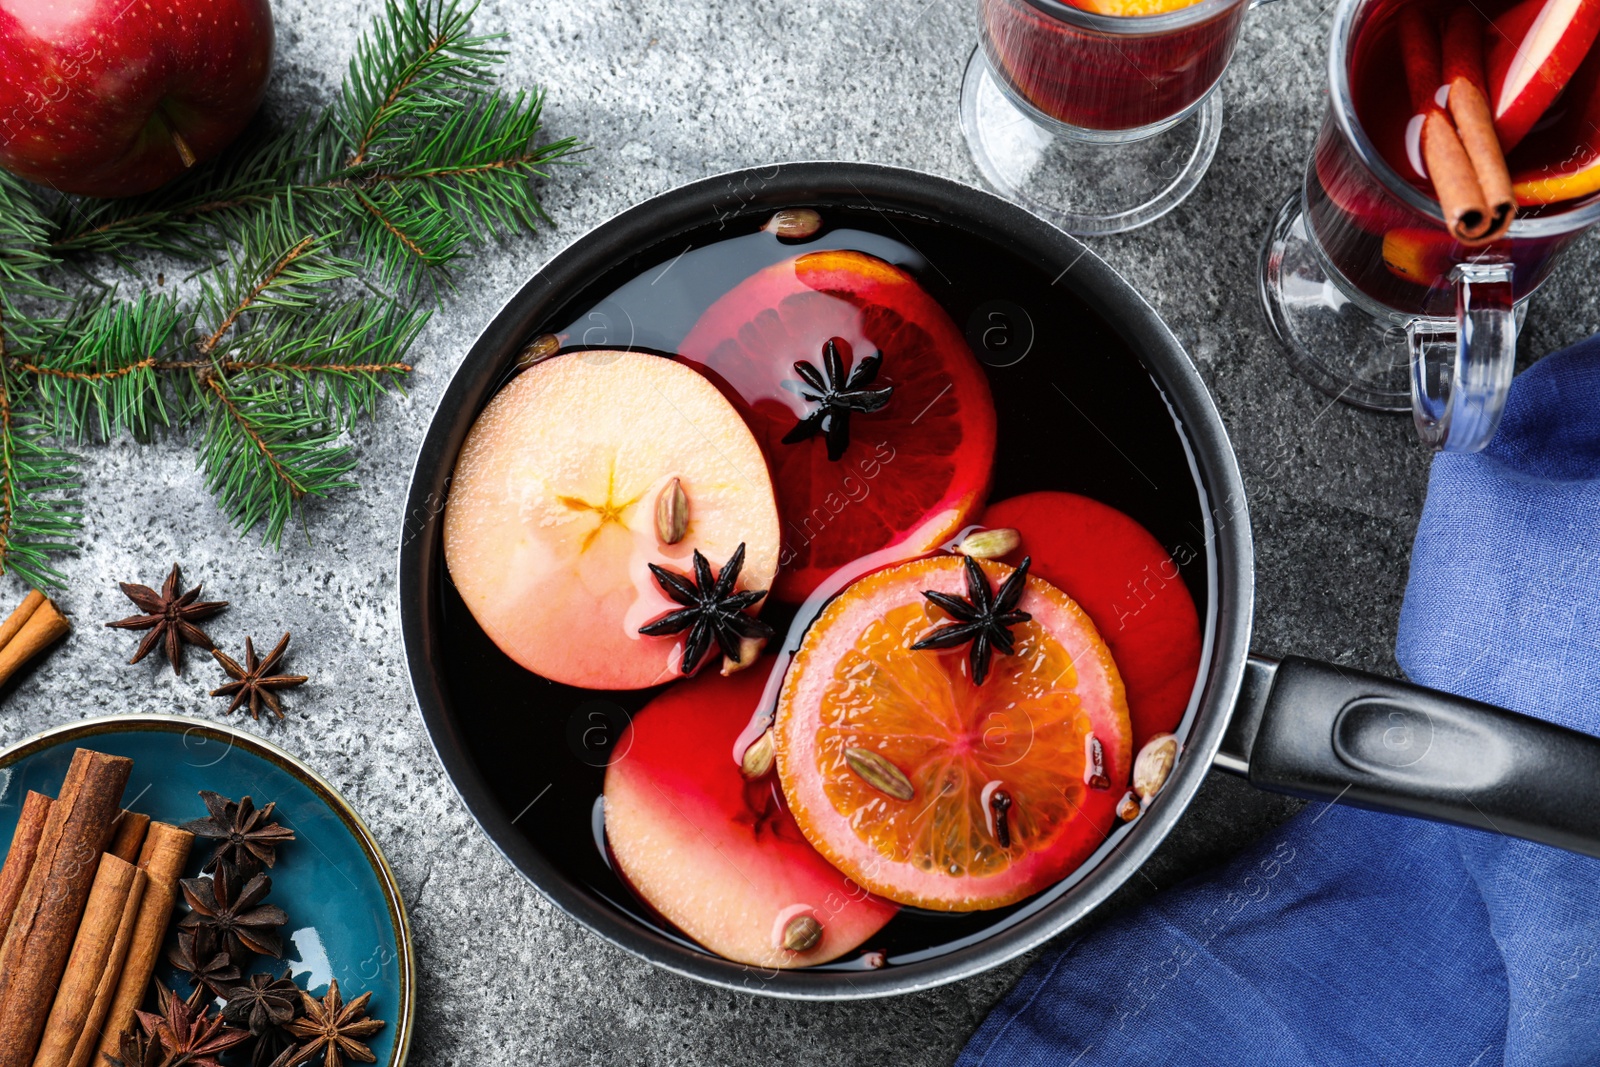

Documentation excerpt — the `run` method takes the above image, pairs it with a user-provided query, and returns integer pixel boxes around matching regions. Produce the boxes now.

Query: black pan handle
[1215,655,1600,858]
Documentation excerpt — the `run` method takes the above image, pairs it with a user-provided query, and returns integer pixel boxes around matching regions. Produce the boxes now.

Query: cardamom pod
[516,333,560,369]
[740,728,775,780]
[764,207,822,240]
[1116,791,1142,822]
[1133,732,1178,804]
[844,747,915,801]
[956,527,1021,559]
[721,635,767,676]
[781,913,823,953]
[655,477,689,545]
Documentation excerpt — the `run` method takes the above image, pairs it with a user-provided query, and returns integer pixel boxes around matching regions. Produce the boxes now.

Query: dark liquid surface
[434,205,1211,966]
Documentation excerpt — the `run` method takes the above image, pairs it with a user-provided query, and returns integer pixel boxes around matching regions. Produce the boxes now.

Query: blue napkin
[958,338,1600,1067]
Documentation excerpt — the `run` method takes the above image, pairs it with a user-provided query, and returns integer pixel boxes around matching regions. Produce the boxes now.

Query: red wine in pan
[435,204,1210,967]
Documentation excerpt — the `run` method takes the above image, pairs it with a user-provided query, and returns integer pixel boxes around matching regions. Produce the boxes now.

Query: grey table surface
[5,0,1599,1063]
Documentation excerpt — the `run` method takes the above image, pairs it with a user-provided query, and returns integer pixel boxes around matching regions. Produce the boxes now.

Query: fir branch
[198,371,356,546]
[0,353,80,589]
[223,298,422,428]
[0,173,63,315]
[339,0,502,167]
[47,113,326,258]
[22,291,183,441]
[0,0,577,579]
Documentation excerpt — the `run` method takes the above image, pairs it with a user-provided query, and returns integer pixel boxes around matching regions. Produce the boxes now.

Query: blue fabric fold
[959,338,1600,1067]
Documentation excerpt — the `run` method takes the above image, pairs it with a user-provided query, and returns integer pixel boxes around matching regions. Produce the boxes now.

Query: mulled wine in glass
[1262,0,1600,451]
[961,0,1255,234]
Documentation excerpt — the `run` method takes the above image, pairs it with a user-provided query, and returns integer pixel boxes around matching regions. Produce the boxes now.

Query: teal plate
[0,715,414,1066]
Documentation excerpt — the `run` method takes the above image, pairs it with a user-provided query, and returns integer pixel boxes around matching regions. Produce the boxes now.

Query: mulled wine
[435,204,1212,970]
[978,0,1248,131]
[1305,0,1600,316]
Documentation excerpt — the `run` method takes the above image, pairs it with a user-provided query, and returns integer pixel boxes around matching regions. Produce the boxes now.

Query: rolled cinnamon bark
[90,824,192,1067]
[59,868,144,1067]
[0,602,69,692]
[28,856,143,1067]
[0,750,131,1067]
[0,595,45,657]
[104,815,149,867]
[1397,6,1495,244]
[0,795,52,937]
[1443,7,1515,241]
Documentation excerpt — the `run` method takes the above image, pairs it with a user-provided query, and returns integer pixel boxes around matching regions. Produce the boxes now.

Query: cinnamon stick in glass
[0,795,52,937]
[90,824,192,1067]
[1398,7,1494,244]
[1443,7,1515,241]
[27,856,143,1067]
[0,750,131,1067]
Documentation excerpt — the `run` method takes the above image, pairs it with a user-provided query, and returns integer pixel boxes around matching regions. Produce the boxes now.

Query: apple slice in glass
[1509,41,1600,203]
[1488,0,1600,151]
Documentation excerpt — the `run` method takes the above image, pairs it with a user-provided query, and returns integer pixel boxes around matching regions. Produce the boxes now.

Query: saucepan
[398,161,1600,999]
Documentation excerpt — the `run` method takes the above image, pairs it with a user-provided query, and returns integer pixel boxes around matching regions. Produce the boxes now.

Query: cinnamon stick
[28,856,143,1067]
[1398,6,1443,115]
[59,866,143,1067]
[0,595,45,658]
[0,600,69,692]
[1422,110,1494,241]
[0,795,51,937]
[90,824,192,1067]
[0,750,131,1067]
[1443,7,1515,241]
[103,815,148,867]
[1396,5,1512,246]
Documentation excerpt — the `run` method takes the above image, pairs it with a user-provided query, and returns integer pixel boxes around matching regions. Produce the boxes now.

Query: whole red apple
[0,0,273,198]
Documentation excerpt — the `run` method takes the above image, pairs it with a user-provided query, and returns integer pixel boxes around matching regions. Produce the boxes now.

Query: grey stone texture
[6,0,1597,1063]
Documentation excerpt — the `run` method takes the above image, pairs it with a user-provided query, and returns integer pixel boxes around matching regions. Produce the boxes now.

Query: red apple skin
[0,0,273,198]
[1488,0,1600,151]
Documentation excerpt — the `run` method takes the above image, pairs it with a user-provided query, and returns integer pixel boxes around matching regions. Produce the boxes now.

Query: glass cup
[1260,0,1600,452]
[960,0,1255,234]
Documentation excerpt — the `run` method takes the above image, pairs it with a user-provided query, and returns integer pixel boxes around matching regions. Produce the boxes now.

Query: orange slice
[774,556,1132,911]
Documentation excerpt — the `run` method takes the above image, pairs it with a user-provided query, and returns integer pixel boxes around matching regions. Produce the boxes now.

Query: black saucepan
[399,162,1600,999]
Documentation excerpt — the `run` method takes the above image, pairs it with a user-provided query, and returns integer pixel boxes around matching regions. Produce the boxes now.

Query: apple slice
[1509,36,1600,202]
[443,351,780,689]
[1488,0,1600,151]
[605,668,898,967]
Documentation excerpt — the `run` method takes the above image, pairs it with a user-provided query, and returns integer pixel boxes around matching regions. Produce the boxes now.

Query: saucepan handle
[1217,655,1600,858]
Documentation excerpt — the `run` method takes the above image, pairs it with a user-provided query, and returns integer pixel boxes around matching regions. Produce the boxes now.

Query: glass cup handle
[1405,260,1516,453]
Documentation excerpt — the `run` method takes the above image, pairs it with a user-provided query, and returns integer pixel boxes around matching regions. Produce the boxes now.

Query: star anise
[105,564,228,674]
[910,555,1034,685]
[178,863,288,961]
[135,982,251,1067]
[168,926,242,997]
[638,544,774,676]
[781,337,894,461]
[100,1026,162,1067]
[224,969,303,1037]
[256,1030,303,1067]
[283,980,385,1067]
[185,790,296,875]
[211,633,308,720]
